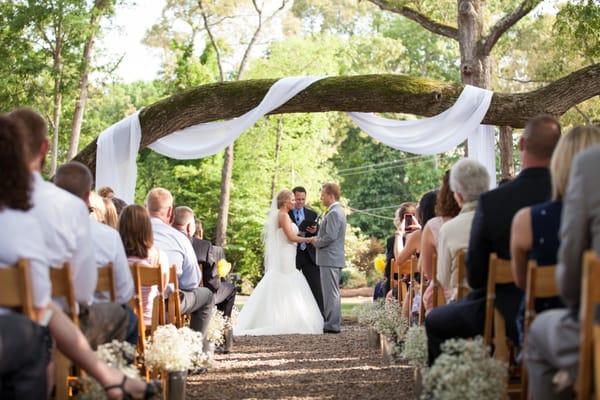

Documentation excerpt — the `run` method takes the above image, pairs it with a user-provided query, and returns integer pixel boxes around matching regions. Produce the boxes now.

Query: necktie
[296,209,307,251]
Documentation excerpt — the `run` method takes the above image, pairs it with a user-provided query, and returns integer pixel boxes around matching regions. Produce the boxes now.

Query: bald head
[145,188,173,222]
[522,115,561,162]
[174,206,194,226]
[54,162,93,201]
[8,108,48,167]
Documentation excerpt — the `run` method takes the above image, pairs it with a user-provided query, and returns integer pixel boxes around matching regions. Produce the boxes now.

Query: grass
[234,297,368,319]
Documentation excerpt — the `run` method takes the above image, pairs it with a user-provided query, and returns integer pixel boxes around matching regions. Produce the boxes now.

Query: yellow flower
[374,254,386,275]
[217,259,232,278]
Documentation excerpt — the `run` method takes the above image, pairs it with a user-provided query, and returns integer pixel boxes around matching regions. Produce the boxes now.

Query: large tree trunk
[215,144,233,246]
[270,116,283,199]
[73,66,600,173]
[50,41,63,176]
[68,1,106,160]
[498,126,514,179]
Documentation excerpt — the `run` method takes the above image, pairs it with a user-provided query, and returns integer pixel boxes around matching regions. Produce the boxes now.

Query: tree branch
[198,0,224,82]
[73,64,600,173]
[367,0,458,40]
[481,0,542,55]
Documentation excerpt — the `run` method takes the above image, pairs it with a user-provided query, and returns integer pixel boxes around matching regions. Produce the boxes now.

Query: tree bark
[67,0,108,160]
[215,144,234,246]
[498,126,514,179]
[73,64,600,173]
[50,37,63,176]
[270,116,283,199]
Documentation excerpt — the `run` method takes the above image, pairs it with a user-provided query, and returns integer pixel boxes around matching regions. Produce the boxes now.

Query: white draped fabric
[95,76,496,204]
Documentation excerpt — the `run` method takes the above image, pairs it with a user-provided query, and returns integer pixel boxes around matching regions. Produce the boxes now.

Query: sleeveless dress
[516,200,565,345]
[233,224,324,335]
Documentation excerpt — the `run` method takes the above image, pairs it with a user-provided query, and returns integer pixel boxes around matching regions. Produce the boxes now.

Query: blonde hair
[103,197,119,228]
[550,125,600,200]
[145,188,173,213]
[89,191,106,223]
[276,189,293,209]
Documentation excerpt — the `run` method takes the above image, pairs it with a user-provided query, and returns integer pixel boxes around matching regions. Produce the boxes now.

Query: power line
[337,154,432,174]
[347,206,395,221]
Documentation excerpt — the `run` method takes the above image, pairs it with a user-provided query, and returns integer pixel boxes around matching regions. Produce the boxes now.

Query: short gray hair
[174,206,194,226]
[449,159,490,202]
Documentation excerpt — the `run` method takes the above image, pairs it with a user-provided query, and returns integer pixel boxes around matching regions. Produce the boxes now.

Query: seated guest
[425,115,561,365]
[434,159,489,309]
[0,115,158,399]
[384,202,416,295]
[98,186,115,198]
[8,108,96,305]
[527,143,600,400]
[512,126,600,347]
[146,188,214,336]
[54,162,137,347]
[174,207,236,318]
[421,171,461,311]
[111,197,127,216]
[118,204,170,326]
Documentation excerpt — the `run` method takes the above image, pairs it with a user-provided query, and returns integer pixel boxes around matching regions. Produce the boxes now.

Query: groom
[309,183,347,334]
[289,187,324,314]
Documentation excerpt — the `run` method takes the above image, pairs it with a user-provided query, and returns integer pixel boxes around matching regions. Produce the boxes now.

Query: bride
[234,189,324,335]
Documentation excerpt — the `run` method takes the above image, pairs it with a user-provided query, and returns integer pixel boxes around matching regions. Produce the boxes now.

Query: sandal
[104,375,162,400]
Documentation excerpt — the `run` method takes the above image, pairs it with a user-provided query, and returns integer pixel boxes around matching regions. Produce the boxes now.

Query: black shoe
[323,329,341,334]
[188,367,208,375]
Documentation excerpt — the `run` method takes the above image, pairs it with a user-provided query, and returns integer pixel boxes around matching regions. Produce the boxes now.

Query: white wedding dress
[234,207,324,336]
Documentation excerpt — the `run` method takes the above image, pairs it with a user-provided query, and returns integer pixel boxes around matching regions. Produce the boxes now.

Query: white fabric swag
[96,76,496,204]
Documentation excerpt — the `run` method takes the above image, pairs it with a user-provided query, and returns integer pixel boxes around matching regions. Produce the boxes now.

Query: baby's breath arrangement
[145,325,204,372]
[78,341,140,399]
[225,306,240,330]
[353,299,384,327]
[206,309,227,346]
[422,337,507,400]
[400,326,428,367]
[374,298,406,341]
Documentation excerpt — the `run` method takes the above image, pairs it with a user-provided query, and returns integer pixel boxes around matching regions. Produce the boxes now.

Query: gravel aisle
[188,320,414,399]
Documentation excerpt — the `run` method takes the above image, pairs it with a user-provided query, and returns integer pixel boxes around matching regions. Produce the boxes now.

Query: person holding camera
[289,186,324,314]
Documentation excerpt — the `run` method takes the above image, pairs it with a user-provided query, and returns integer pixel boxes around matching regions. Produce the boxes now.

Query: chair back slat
[0,259,35,320]
[407,256,418,318]
[168,265,183,328]
[484,253,514,351]
[390,257,399,292]
[431,253,446,309]
[50,263,79,326]
[95,263,116,302]
[576,251,600,400]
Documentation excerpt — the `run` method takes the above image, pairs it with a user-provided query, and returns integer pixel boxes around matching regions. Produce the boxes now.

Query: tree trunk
[68,2,105,160]
[215,144,234,246]
[498,126,514,179]
[72,66,600,173]
[50,41,63,176]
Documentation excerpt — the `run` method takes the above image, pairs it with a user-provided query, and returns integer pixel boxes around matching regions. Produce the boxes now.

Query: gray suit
[314,202,347,331]
[527,146,600,399]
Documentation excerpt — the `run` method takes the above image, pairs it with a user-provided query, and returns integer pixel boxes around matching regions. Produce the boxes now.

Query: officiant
[289,187,324,314]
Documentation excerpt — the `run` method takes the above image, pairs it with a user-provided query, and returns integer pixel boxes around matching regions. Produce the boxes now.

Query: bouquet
[145,325,204,372]
[217,258,232,278]
[374,254,386,275]
[422,337,506,400]
[400,326,428,368]
[78,341,140,399]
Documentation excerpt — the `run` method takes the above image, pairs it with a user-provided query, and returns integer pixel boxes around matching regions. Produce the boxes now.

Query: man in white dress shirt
[55,162,138,346]
[8,108,96,305]
[146,188,214,336]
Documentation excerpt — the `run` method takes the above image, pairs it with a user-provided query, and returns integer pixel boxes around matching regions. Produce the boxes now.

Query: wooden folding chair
[430,253,447,309]
[407,255,418,322]
[0,259,36,320]
[521,261,558,400]
[576,251,600,400]
[395,258,411,304]
[418,260,427,325]
[456,249,470,301]
[95,262,116,302]
[130,262,167,356]
[484,253,522,397]
[50,263,79,400]
[167,265,182,328]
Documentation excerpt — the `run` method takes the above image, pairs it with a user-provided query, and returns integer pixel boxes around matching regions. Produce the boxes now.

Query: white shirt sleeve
[112,233,134,304]
[71,203,97,304]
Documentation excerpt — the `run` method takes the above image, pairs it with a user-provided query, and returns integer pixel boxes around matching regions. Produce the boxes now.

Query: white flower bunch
[78,341,140,399]
[225,306,240,330]
[145,325,204,372]
[353,299,384,327]
[206,309,227,346]
[374,298,406,341]
[400,326,428,367]
[422,337,507,400]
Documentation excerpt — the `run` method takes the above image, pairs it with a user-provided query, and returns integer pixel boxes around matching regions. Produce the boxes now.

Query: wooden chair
[407,256,418,322]
[95,262,116,302]
[0,259,36,320]
[50,263,79,400]
[167,265,182,328]
[521,261,558,400]
[456,249,470,301]
[395,258,411,304]
[484,253,522,397]
[430,253,446,309]
[130,262,167,356]
[576,251,600,400]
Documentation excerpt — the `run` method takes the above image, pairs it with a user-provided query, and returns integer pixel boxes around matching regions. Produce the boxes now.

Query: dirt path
[188,319,414,400]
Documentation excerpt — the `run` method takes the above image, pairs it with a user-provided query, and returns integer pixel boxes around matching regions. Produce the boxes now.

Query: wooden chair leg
[54,351,71,400]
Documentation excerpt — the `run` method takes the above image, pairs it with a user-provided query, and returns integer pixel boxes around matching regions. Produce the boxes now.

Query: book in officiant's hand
[298,217,317,232]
